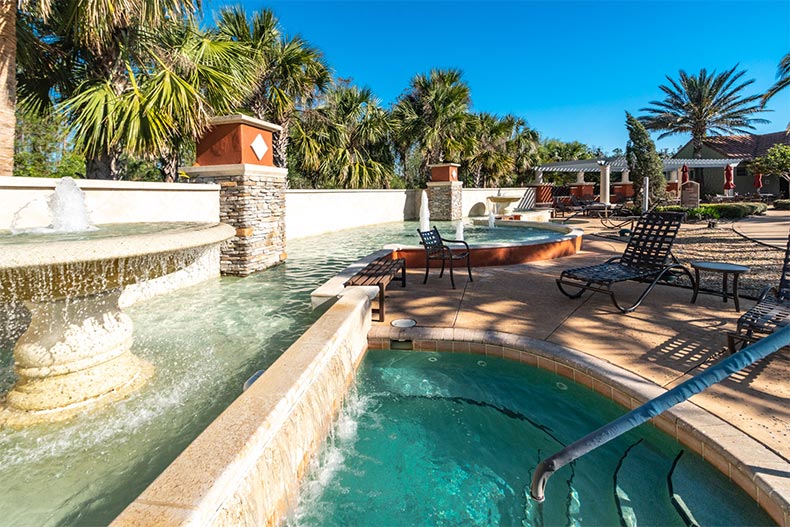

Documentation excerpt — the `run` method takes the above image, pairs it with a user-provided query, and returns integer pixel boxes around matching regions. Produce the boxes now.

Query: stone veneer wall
[427,181,462,221]
[189,165,288,276]
[110,287,376,527]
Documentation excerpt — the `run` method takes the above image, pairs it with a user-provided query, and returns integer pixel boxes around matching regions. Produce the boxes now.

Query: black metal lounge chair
[556,211,694,313]
[727,232,790,353]
[417,227,473,289]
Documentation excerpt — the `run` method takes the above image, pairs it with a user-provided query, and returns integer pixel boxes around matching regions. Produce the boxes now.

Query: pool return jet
[530,324,790,502]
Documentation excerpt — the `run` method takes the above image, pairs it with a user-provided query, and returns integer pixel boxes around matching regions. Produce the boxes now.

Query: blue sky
[202,0,790,154]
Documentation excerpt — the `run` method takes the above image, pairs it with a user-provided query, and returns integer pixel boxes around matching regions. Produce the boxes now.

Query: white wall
[286,186,529,240]
[0,177,220,230]
[286,189,420,239]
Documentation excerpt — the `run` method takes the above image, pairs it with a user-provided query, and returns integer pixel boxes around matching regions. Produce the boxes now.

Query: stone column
[183,115,287,276]
[535,170,544,184]
[427,163,463,221]
[575,170,585,184]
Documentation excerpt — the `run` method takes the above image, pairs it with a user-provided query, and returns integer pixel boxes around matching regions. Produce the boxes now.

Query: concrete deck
[372,218,790,464]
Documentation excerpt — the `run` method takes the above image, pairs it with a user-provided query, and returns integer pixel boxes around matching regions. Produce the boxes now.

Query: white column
[621,169,630,183]
[535,170,543,183]
[670,170,678,183]
[576,171,585,184]
[600,164,611,205]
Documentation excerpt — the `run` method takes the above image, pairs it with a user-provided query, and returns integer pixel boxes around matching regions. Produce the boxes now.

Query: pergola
[534,157,746,204]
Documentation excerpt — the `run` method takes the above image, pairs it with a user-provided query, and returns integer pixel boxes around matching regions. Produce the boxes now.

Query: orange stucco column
[185,115,287,276]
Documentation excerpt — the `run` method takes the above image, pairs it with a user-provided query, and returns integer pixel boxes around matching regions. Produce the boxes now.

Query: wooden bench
[344,256,406,321]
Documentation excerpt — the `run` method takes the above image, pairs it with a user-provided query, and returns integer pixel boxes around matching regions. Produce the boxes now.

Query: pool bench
[344,256,406,321]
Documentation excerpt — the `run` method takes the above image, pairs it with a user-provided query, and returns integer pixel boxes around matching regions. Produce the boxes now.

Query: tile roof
[702,131,790,158]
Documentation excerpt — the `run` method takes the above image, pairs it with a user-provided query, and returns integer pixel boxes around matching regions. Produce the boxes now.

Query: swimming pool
[288,350,774,526]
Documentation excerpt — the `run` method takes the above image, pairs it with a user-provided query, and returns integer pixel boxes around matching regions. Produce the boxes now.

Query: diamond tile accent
[251,134,268,161]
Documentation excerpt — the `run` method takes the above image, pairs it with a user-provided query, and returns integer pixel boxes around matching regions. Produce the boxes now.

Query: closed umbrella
[724,165,735,192]
[754,172,763,191]
[681,164,689,184]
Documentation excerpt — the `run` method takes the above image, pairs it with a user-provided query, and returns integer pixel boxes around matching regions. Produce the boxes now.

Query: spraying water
[454,221,464,241]
[419,191,430,232]
[48,177,95,232]
[488,211,496,228]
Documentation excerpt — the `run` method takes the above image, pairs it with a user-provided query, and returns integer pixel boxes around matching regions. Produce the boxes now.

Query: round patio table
[690,260,750,312]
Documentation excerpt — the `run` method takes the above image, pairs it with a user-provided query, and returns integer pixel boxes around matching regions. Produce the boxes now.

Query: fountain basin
[0,222,235,426]
[0,222,235,301]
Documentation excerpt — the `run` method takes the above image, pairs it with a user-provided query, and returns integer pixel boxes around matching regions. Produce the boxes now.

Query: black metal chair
[417,227,473,289]
[727,232,790,353]
[556,212,694,313]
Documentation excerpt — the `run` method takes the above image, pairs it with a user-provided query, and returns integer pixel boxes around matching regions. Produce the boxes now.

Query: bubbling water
[48,177,94,232]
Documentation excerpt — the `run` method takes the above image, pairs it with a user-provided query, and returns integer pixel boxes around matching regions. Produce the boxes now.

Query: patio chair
[727,232,790,353]
[417,227,473,289]
[552,196,584,221]
[556,211,694,313]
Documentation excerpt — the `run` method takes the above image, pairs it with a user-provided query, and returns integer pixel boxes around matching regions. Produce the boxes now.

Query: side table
[690,261,750,311]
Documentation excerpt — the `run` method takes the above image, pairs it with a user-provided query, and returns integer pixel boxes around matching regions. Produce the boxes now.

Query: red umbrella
[754,172,763,190]
[681,164,689,184]
[724,165,735,190]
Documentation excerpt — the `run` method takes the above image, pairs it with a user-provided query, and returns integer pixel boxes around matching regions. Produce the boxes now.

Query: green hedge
[774,199,790,210]
[656,202,767,219]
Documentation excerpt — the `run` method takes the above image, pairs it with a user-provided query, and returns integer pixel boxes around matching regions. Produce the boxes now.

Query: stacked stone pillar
[427,163,463,221]
[183,115,287,276]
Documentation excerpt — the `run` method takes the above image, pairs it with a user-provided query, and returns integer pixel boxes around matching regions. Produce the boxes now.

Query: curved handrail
[530,324,790,502]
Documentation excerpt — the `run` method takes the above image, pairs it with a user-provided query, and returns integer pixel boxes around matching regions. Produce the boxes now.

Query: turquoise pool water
[0,222,444,526]
[361,220,563,246]
[289,350,774,527]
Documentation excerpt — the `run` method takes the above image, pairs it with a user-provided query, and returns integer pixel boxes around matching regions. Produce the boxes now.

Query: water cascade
[419,191,430,233]
[455,221,464,241]
[0,180,234,426]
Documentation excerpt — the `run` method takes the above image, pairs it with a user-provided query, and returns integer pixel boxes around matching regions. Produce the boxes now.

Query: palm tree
[290,83,393,189]
[391,68,471,179]
[763,52,790,131]
[11,1,198,178]
[639,66,768,158]
[217,6,330,168]
[18,3,247,180]
[506,116,540,183]
[462,113,513,188]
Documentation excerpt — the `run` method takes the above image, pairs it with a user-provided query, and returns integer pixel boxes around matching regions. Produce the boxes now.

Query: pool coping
[368,325,790,527]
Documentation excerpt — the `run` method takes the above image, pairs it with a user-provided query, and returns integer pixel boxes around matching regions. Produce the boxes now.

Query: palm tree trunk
[85,150,121,180]
[0,3,16,176]
[272,121,289,169]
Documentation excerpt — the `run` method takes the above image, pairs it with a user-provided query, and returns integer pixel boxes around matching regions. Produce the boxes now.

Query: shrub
[774,199,790,210]
[706,202,767,219]
[686,206,720,220]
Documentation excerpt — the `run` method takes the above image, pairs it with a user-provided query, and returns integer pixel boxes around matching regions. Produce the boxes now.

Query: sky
[201,0,790,155]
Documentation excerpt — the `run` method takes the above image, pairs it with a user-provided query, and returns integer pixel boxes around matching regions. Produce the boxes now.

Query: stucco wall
[285,189,419,239]
[0,176,220,230]
[286,187,529,240]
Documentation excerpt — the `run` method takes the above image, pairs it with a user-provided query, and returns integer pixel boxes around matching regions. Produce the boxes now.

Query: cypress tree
[626,111,666,208]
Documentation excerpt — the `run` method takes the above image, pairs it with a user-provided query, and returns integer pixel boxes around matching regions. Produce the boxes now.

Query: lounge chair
[552,196,584,220]
[727,232,790,353]
[417,227,473,289]
[556,211,694,313]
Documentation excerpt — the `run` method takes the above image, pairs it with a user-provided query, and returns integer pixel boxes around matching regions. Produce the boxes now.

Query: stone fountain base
[0,290,154,427]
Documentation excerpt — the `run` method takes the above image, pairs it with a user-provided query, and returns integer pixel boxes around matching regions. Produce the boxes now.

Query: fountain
[488,210,496,228]
[0,178,234,426]
[419,190,430,232]
[454,221,464,241]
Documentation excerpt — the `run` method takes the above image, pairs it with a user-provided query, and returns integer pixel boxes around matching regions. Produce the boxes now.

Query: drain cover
[391,318,417,328]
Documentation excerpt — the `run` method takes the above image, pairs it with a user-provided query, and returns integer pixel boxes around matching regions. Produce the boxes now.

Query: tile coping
[368,325,790,527]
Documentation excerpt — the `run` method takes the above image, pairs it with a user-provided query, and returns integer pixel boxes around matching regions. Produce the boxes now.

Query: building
[674,131,790,197]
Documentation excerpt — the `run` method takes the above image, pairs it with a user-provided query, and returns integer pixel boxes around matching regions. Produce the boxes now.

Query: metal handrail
[530,324,790,502]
